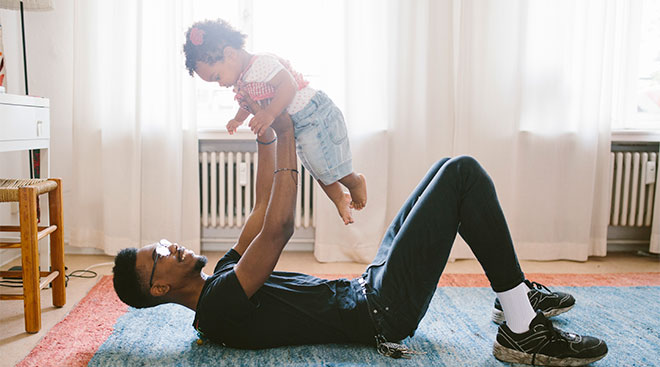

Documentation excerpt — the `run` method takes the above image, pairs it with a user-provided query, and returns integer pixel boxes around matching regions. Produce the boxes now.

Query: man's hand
[239,91,292,137]
[270,110,294,136]
[248,110,276,137]
[237,90,259,115]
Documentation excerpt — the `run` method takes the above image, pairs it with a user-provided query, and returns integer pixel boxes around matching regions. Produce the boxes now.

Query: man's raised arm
[232,123,276,256]
[233,108,298,298]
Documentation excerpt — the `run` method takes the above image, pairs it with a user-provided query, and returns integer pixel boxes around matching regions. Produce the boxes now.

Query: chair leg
[48,178,66,307]
[19,186,41,333]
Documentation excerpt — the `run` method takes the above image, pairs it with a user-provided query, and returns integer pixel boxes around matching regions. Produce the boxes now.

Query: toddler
[184,19,366,225]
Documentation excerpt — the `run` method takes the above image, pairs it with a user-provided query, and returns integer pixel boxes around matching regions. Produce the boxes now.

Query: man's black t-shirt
[192,249,375,349]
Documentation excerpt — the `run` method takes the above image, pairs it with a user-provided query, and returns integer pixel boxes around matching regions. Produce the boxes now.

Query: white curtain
[312,0,393,263]
[387,0,624,261]
[70,0,199,255]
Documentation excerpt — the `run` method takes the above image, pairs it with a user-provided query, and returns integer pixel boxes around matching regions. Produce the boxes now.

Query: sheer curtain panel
[70,0,199,255]
[387,0,623,261]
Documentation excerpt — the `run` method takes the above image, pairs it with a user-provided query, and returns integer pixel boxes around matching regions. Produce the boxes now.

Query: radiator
[609,150,657,227]
[199,151,315,229]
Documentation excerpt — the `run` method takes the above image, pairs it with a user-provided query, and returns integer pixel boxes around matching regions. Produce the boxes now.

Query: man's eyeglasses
[149,239,172,288]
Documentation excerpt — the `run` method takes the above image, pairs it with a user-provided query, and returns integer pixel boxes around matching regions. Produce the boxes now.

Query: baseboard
[64,245,106,255]
[1,245,109,269]
[607,241,650,253]
[202,238,314,252]
[202,226,315,253]
[0,248,20,268]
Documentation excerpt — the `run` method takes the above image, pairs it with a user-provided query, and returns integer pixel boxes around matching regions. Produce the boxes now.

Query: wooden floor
[0,250,658,366]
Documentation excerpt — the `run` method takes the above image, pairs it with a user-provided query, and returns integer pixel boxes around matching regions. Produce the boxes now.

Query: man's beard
[193,255,208,272]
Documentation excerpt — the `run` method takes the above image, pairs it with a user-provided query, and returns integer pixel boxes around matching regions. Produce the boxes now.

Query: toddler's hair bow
[189,27,205,46]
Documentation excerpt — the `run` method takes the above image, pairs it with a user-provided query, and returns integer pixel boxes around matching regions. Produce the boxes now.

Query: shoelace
[542,317,563,341]
[528,280,553,294]
[530,317,563,365]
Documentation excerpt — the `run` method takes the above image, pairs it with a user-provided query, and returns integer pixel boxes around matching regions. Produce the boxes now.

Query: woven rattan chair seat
[0,179,58,202]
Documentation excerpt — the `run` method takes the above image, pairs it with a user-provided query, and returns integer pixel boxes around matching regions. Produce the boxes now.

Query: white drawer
[0,103,50,142]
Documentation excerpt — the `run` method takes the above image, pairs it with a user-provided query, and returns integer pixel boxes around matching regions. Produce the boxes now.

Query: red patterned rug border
[17,276,127,367]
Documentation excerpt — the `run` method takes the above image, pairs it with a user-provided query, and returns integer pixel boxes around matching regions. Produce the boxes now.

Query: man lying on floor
[112,95,607,366]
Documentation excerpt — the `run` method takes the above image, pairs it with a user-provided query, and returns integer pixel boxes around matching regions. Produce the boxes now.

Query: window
[191,1,345,132]
[615,0,660,130]
[634,0,660,125]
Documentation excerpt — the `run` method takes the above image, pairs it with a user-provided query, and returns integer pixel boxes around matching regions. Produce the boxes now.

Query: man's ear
[150,283,170,297]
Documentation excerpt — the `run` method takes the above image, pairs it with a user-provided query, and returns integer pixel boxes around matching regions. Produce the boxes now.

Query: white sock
[496,282,537,334]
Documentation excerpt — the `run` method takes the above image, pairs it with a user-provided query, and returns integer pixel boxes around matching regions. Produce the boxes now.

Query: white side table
[0,93,51,271]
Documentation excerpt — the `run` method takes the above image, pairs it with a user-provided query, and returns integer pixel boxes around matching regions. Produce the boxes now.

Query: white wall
[24,0,75,233]
[0,8,27,265]
[0,8,23,95]
[0,1,77,264]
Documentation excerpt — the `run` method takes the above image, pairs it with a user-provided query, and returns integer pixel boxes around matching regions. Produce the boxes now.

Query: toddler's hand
[226,119,243,135]
[249,111,275,137]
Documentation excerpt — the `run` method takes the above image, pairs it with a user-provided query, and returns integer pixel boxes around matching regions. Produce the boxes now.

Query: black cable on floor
[0,268,98,288]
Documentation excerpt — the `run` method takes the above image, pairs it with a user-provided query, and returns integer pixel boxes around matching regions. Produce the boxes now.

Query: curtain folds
[394,0,620,261]
[313,0,393,263]
[70,0,199,255]
[319,0,623,262]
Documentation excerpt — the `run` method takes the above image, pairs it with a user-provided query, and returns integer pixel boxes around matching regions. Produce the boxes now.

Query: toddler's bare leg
[339,172,367,210]
[318,181,354,225]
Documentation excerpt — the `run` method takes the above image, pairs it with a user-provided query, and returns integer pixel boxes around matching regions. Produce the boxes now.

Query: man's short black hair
[183,19,247,76]
[113,248,157,308]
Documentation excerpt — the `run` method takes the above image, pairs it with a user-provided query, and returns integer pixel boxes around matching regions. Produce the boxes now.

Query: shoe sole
[491,304,574,325]
[493,341,607,366]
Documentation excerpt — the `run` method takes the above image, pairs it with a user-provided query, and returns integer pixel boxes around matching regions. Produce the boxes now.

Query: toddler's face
[195,54,242,88]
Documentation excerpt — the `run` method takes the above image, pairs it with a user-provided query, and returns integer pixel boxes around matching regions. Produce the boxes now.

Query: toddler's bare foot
[349,174,367,210]
[332,192,354,225]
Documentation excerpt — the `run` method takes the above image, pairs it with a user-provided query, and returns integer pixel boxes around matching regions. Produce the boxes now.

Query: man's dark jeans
[362,156,525,341]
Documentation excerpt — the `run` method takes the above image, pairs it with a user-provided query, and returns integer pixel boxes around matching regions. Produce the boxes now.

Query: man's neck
[177,271,209,311]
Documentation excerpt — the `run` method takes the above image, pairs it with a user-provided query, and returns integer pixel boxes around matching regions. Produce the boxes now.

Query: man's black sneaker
[493,312,608,366]
[492,280,575,324]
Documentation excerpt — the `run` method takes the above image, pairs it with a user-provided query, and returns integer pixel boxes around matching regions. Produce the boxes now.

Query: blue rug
[88,286,660,366]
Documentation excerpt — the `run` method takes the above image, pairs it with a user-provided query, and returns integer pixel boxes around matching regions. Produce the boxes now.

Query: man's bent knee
[452,155,479,168]
[444,155,488,182]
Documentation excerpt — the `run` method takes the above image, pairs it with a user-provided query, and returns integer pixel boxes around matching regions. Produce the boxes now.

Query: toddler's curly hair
[183,19,247,76]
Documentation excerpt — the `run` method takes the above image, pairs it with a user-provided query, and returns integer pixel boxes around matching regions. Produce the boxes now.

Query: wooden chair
[0,178,65,333]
